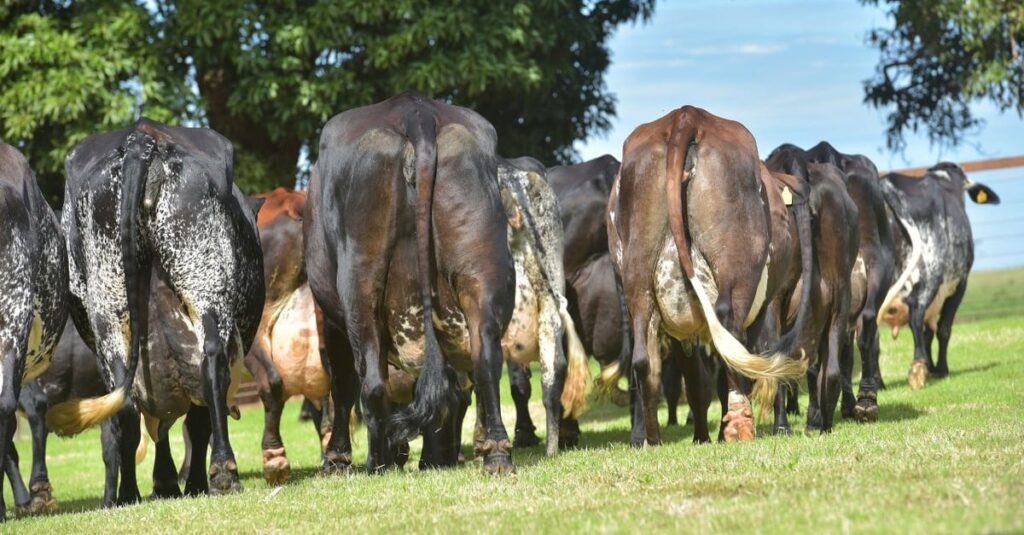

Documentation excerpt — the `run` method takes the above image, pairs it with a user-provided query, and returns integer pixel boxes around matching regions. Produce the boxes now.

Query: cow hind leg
[193,314,242,495]
[772,385,793,435]
[100,419,121,507]
[839,338,856,419]
[934,281,967,379]
[537,298,568,457]
[183,405,211,496]
[20,383,57,513]
[907,307,930,390]
[805,364,822,432]
[508,362,540,448]
[320,321,357,476]
[465,301,515,474]
[854,308,882,423]
[662,348,683,427]
[112,404,142,506]
[151,432,181,499]
[677,342,711,443]
[817,325,843,433]
[259,382,289,486]
[5,442,30,515]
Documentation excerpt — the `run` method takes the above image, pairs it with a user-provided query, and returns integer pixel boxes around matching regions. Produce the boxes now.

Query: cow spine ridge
[47,127,155,436]
[387,110,456,444]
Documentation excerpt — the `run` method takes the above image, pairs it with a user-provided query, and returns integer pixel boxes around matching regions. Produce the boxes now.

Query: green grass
[5,314,1024,533]
[957,268,1024,322]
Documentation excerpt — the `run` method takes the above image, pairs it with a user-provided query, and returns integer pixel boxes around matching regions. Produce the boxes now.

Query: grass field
[4,270,1024,533]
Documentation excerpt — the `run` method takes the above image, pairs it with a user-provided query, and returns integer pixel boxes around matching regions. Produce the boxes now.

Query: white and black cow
[877,162,1000,389]
[46,119,265,502]
[472,157,589,456]
[0,143,69,521]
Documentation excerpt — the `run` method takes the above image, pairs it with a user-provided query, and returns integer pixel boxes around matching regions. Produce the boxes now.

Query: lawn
[4,270,1024,533]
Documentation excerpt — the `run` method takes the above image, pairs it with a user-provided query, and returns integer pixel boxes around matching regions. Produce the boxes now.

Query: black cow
[878,162,999,389]
[47,119,265,502]
[0,143,69,520]
[765,146,861,433]
[306,91,517,474]
[803,141,895,422]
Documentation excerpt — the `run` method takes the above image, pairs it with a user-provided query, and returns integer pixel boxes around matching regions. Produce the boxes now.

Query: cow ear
[247,196,267,216]
[966,182,1000,205]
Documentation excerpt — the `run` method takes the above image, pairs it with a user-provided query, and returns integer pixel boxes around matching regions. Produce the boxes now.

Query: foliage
[862,0,1024,151]
[0,1,653,201]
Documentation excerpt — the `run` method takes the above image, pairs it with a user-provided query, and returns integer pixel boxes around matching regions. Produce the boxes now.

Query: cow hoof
[320,451,353,476]
[513,430,541,448]
[150,479,182,500]
[722,397,755,442]
[853,398,879,423]
[479,439,515,475]
[908,361,929,390]
[773,424,793,436]
[931,368,949,380]
[263,447,291,486]
[457,452,467,465]
[28,482,58,514]
[558,430,580,450]
[208,460,243,496]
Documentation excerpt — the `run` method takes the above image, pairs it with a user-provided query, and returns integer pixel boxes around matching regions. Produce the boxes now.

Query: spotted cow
[47,119,265,501]
[0,143,68,520]
[609,105,812,446]
[244,187,331,485]
[877,162,999,389]
[463,157,590,456]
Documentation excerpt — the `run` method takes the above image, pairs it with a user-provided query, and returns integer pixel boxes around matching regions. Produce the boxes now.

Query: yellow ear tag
[781,186,793,206]
[977,190,988,203]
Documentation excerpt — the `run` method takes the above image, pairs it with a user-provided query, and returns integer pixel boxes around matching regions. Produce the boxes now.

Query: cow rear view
[49,119,265,501]
[610,106,811,447]
[878,162,1000,390]
[306,91,518,474]
[0,143,68,521]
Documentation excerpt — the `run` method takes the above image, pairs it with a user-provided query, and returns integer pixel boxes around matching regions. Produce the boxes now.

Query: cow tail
[875,181,922,331]
[47,130,154,437]
[593,269,631,405]
[664,113,805,410]
[558,306,591,418]
[754,180,816,408]
[388,112,454,444]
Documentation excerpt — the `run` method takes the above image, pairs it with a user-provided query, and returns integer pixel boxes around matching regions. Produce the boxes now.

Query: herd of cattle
[0,91,1001,520]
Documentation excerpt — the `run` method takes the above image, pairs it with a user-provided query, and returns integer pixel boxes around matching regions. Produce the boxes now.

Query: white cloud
[685,43,787,56]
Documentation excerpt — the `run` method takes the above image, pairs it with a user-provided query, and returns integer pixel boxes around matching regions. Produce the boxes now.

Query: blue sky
[576,0,1024,270]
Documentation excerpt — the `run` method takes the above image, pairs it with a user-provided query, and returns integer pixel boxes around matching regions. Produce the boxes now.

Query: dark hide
[878,162,999,389]
[54,118,264,501]
[803,141,895,421]
[305,91,516,474]
[765,150,860,433]
[0,143,68,521]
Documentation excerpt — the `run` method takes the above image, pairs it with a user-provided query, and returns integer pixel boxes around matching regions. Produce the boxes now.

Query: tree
[1,1,653,202]
[862,1,1024,151]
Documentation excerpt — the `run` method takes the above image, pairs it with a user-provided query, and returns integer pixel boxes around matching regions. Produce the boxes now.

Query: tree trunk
[196,66,301,192]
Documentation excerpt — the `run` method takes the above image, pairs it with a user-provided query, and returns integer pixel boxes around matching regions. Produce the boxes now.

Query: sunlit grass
[4,312,1023,533]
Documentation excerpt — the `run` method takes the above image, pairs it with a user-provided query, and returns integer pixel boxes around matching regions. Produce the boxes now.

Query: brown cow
[608,105,811,446]
[306,91,518,474]
[244,188,331,485]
